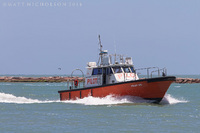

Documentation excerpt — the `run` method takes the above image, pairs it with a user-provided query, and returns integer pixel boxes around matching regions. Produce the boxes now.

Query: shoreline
[0,76,200,83]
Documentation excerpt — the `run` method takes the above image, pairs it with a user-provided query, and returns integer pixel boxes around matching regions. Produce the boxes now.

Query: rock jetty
[175,78,200,84]
[0,76,84,83]
[0,76,200,83]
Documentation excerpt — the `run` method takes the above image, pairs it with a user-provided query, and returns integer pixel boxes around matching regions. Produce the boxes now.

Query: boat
[58,35,176,103]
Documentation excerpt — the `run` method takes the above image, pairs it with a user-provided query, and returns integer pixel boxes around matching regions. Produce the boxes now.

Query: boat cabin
[85,49,139,87]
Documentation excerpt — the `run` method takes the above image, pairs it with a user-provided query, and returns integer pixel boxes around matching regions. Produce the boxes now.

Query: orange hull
[58,76,176,103]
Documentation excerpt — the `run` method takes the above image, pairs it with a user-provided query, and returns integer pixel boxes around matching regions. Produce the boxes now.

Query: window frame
[130,66,135,73]
[112,66,123,73]
[123,67,131,73]
[92,68,102,75]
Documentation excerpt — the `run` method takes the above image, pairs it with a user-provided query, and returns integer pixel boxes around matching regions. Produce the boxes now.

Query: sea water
[0,75,200,133]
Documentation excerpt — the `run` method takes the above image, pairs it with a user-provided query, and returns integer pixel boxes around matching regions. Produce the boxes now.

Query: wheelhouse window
[130,67,135,73]
[92,68,102,75]
[123,67,131,73]
[113,67,122,73]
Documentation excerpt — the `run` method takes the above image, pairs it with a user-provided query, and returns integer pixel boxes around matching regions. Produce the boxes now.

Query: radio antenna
[97,35,103,65]
[114,43,117,63]
[98,35,103,53]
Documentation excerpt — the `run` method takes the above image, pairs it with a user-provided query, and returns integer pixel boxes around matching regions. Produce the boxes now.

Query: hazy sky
[0,0,200,75]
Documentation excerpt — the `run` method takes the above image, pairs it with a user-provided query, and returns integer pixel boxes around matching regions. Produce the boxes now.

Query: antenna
[114,44,117,63]
[98,35,103,53]
[114,40,116,54]
[97,35,103,66]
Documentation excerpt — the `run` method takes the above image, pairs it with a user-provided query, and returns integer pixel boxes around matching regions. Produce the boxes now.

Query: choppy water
[0,75,200,133]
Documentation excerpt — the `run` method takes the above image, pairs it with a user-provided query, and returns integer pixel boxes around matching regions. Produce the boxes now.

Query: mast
[98,35,103,53]
[97,35,109,66]
[98,35,103,65]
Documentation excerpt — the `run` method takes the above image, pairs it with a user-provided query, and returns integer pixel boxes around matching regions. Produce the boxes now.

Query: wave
[0,92,188,105]
[160,94,188,105]
[0,92,58,104]
[62,95,138,105]
[64,94,189,105]
[0,83,12,86]
[24,83,67,87]
[174,86,181,88]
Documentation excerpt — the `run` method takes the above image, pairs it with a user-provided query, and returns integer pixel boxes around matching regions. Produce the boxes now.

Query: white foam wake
[0,92,57,104]
[0,92,188,105]
[62,95,139,105]
[63,94,189,105]
[160,94,188,105]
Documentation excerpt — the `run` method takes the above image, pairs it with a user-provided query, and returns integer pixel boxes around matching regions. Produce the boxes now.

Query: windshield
[113,67,122,73]
[123,67,131,73]
[130,67,135,73]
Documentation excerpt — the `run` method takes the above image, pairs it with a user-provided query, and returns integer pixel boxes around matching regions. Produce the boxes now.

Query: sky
[0,0,200,75]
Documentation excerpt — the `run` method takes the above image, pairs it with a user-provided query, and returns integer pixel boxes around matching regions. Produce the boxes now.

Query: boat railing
[150,68,167,78]
[66,78,85,90]
[135,67,167,78]
[68,68,85,90]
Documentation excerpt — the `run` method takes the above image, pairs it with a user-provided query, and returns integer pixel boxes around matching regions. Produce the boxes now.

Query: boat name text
[87,78,98,85]
[131,84,142,87]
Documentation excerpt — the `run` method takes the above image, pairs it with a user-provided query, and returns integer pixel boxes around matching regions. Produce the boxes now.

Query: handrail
[151,68,167,78]
[135,67,166,78]
[135,67,159,78]
[70,68,85,89]
[71,68,84,77]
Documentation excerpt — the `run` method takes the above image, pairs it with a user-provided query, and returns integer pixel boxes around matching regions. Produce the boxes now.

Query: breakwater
[0,76,200,83]
[175,78,200,84]
[0,76,84,83]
